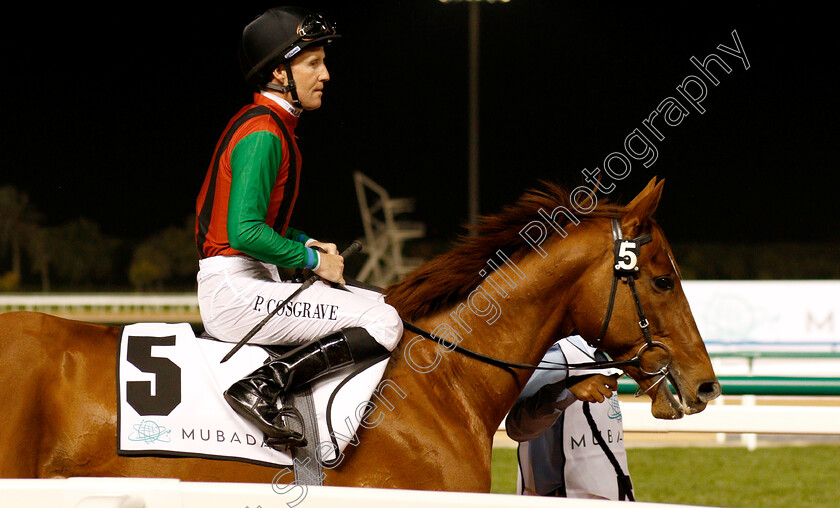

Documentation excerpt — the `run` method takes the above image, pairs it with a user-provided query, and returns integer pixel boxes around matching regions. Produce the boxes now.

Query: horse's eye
[653,276,674,291]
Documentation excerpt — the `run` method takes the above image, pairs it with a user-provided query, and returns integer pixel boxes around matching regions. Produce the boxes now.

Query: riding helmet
[239,6,340,88]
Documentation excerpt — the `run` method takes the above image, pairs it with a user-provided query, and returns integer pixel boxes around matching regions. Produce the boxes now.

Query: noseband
[400,218,673,394]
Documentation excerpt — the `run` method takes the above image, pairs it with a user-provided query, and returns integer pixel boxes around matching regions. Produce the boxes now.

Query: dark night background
[1,1,837,265]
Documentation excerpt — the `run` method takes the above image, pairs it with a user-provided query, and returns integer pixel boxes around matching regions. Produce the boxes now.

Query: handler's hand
[314,252,345,285]
[568,374,619,403]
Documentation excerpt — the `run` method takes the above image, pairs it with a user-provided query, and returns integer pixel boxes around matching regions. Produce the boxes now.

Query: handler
[506,336,634,500]
[194,6,402,448]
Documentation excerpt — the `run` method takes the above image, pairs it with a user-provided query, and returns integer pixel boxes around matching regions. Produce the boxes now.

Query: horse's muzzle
[680,377,722,415]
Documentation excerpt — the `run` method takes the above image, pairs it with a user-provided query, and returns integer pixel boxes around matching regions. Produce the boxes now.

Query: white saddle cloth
[117,322,389,467]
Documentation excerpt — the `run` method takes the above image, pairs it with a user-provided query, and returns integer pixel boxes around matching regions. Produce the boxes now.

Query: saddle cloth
[117,322,388,467]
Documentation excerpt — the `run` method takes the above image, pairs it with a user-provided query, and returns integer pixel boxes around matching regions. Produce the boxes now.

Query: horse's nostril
[697,380,721,402]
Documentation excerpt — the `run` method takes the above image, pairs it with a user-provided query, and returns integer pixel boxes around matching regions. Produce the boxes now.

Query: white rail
[0,293,198,309]
[0,477,713,508]
[0,293,199,320]
[498,401,840,437]
[1,280,839,344]
[618,401,840,435]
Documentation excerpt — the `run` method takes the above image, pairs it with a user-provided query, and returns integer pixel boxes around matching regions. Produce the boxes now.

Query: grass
[491,445,840,507]
[490,447,519,494]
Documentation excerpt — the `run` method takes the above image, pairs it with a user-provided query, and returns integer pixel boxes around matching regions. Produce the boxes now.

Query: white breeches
[197,255,403,351]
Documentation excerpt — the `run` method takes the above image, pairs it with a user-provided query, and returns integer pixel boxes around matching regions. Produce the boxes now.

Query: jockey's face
[273,46,330,110]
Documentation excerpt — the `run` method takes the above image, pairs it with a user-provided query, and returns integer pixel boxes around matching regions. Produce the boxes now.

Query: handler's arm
[505,345,578,442]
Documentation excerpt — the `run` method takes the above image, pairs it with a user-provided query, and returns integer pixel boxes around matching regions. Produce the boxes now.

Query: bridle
[403,218,673,396]
[594,218,672,395]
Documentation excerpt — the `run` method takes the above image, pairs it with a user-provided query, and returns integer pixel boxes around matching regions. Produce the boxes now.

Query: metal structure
[353,171,426,286]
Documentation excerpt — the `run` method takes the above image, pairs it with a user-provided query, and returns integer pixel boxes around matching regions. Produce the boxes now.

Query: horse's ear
[622,177,664,234]
[624,177,658,210]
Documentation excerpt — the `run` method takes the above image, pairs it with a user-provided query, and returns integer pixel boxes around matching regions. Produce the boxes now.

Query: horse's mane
[385,180,625,321]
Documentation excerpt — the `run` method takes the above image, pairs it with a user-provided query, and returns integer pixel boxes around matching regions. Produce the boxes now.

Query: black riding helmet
[239,6,340,107]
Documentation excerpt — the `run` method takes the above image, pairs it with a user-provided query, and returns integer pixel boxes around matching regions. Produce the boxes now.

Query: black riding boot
[221,363,284,439]
[223,327,390,447]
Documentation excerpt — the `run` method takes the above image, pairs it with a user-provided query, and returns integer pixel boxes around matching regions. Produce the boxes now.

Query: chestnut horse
[0,177,719,491]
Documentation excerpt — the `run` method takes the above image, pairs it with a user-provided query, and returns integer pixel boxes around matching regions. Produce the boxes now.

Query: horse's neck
[392,232,595,433]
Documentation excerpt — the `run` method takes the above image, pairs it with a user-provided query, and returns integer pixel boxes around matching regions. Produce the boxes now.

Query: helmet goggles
[282,13,338,60]
[297,13,336,41]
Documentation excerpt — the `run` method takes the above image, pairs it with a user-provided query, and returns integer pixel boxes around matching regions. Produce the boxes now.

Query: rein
[401,321,638,372]
[356,219,673,385]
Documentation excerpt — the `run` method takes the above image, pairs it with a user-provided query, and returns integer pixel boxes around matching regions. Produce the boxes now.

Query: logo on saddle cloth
[608,396,623,422]
[128,419,172,444]
[117,322,391,468]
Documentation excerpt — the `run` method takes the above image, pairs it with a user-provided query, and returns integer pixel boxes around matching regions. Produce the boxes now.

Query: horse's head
[570,178,721,419]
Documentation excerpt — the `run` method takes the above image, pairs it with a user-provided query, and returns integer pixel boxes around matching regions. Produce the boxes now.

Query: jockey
[194,6,403,448]
[505,336,633,500]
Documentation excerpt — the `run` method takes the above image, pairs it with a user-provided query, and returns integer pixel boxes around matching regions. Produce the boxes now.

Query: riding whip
[220,241,362,363]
